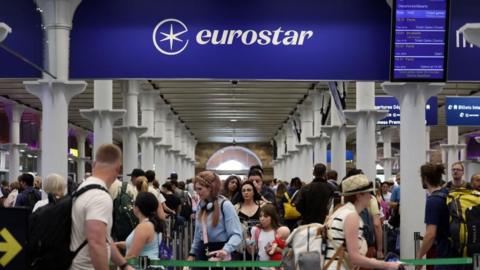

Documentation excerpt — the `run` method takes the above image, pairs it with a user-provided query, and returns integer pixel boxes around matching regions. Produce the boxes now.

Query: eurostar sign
[153,18,314,56]
[70,0,391,80]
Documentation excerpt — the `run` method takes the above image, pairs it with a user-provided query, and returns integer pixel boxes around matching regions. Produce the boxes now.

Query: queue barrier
[125,255,479,270]
[128,258,282,269]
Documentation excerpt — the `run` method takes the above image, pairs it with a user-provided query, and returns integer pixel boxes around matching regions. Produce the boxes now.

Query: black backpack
[28,184,108,270]
[179,191,193,220]
[112,182,137,241]
[25,189,41,209]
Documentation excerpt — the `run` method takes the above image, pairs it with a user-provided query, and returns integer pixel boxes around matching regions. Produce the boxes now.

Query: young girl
[250,204,281,270]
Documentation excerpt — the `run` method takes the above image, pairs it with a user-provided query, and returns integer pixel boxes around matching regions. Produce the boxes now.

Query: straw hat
[341,174,374,196]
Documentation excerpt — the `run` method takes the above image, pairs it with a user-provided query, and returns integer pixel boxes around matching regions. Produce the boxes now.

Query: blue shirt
[15,186,41,207]
[391,186,400,203]
[190,199,243,255]
[125,225,161,259]
[424,189,451,258]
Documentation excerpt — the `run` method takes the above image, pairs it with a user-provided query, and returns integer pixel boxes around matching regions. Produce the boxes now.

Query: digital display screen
[391,0,450,81]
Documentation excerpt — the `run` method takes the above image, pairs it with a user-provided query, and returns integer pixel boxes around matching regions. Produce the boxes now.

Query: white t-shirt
[32,199,49,212]
[109,179,137,200]
[70,177,113,270]
[382,191,392,202]
[251,227,275,269]
[148,184,166,204]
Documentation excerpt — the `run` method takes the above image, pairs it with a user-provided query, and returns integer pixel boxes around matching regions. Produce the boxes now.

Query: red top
[269,237,286,261]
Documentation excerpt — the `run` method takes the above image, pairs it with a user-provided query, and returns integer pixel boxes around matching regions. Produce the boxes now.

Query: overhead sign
[445,96,480,126]
[0,208,29,269]
[447,0,480,82]
[0,1,43,78]
[70,0,391,80]
[375,96,438,125]
[391,0,450,82]
[326,150,354,163]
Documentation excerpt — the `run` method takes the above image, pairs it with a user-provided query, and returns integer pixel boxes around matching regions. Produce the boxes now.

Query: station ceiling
[0,79,479,145]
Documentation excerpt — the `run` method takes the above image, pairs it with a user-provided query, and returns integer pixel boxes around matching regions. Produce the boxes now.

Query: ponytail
[148,211,164,233]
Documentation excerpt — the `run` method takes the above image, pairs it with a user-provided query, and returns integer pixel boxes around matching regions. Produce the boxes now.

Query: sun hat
[341,174,374,196]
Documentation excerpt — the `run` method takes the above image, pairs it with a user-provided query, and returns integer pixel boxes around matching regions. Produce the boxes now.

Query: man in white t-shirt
[70,144,133,270]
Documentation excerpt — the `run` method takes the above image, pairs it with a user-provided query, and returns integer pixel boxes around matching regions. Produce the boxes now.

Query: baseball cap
[127,168,146,177]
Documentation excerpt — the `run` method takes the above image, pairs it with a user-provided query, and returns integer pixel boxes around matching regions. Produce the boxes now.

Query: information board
[445,96,480,126]
[391,0,450,81]
[375,96,438,125]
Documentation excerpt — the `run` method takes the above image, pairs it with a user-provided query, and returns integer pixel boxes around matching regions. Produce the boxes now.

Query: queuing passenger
[445,162,471,190]
[70,144,133,270]
[32,173,66,212]
[188,171,242,268]
[294,163,333,225]
[381,181,392,202]
[249,204,281,270]
[145,170,168,220]
[127,168,146,196]
[135,176,149,193]
[3,181,19,207]
[233,181,265,260]
[417,163,452,267]
[161,182,181,215]
[282,177,302,231]
[248,170,276,204]
[471,173,480,191]
[115,192,164,259]
[223,175,241,202]
[388,173,401,229]
[274,181,287,222]
[15,173,41,208]
[325,174,400,270]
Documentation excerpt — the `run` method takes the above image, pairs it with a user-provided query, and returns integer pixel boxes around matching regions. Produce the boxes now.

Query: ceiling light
[230,119,237,122]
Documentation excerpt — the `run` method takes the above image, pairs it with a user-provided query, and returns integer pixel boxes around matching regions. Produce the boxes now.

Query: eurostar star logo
[152,18,189,56]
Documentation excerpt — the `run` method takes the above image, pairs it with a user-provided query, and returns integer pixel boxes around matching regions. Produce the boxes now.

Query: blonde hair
[44,173,66,198]
[136,176,148,192]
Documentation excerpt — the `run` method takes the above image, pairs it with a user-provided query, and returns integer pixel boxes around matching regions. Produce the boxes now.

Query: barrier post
[414,232,421,258]
[383,224,388,254]
[138,256,149,270]
[474,254,480,270]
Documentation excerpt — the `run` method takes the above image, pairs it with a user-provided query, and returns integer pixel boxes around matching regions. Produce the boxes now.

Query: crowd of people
[1,144,480,270]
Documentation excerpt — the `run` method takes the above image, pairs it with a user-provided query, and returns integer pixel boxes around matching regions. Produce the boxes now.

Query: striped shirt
[325,203,367,270]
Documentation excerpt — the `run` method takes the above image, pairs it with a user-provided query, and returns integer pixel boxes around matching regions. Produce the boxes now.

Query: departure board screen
[391,0,450,81]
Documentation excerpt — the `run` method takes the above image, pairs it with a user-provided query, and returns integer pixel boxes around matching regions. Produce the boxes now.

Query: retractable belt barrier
[124,255,479,270]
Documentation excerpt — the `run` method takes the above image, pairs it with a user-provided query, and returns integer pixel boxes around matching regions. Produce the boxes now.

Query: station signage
[0,208,29,269]
[375,96,438,125]
[69,0,391,80]
[391,0,450,82]
[447,0,480,82]
[0,1,43,78]
[445,96,480,126]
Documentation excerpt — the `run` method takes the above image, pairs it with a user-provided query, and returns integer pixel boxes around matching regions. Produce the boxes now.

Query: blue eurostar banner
[0,1,43,78]
[69,0,392,80]
[445,97,480,126]
[448,0,480,82]
[375,96,438,125]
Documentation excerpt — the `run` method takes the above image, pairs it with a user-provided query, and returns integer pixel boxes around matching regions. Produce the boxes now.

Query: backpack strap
[431,190,447,199]
[71,184,109,255]
[120,182,128,194]
[73,184,109,198]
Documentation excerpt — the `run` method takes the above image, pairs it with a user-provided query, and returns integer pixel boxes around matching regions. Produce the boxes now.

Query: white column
[75,129,89,182]
[307,89,329,165]
[154,100,171,182]
[382,82,443,259]
[173,121,184,179]
[115,81,147,180]
[297,101,314,182]
[165,113,177,175]
[323,94,354,181]
[80,80,125,156]
[345,82,388,183]
[286,120,299,180]
[381,128,396,182]
[139,90,161,170]
[24,0,86,180]
[6,104,26,181]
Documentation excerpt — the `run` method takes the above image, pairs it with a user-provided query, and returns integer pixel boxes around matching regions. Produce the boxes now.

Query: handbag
[284,191,301,220]
[296,224,321,269]
[201,212,232,261]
